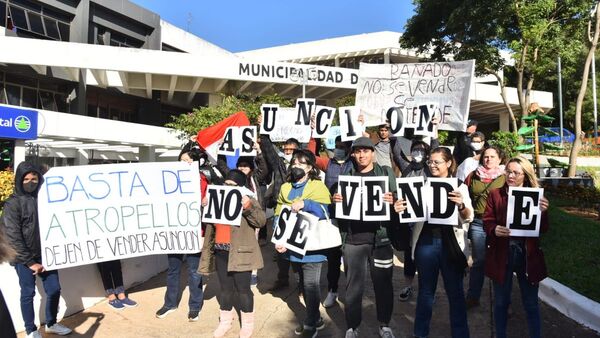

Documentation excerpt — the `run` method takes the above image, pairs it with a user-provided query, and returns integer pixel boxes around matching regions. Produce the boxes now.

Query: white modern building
[0,0,553,333]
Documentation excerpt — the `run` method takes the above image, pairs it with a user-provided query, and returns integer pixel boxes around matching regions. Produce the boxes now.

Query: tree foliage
[165,94,292,139]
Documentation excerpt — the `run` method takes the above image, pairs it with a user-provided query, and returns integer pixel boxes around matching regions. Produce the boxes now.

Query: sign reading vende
[39,162,203,270]
[0,104,38,140]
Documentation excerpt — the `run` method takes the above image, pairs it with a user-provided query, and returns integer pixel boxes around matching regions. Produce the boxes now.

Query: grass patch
[542,200,600,303]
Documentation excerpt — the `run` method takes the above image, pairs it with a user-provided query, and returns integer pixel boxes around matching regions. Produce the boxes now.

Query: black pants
[343,243,394,329]
[96,260,124,295]
[0,289,16,338]
[276,251,290,282]
[326,246,342,292]
[215,250,253,312]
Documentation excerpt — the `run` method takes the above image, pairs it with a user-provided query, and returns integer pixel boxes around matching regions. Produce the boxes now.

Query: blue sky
[131,0,415,52]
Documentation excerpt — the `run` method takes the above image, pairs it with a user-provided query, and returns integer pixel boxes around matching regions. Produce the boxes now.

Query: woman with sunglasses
[483,157,549,338]
[394,147,473,338]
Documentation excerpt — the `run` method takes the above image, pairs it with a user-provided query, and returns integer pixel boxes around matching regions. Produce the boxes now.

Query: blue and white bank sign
[0,105,38,140]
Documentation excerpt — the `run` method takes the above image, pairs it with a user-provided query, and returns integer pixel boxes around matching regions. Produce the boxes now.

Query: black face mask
[290,167,306,182]
[23,181,38,194]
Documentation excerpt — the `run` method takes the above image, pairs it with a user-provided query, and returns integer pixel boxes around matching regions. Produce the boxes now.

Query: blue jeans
[164,253,203,311]
[467,218,486,301]
[414,233,469,338]
[493,243,541,338]
[291,262,322,328]
[15,264,61,334]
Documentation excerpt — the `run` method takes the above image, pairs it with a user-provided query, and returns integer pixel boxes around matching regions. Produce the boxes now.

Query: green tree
[401,0,591,133]
[165,94,292,139]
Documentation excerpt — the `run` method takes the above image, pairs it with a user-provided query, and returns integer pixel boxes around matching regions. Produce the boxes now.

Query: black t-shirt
[344,169,381,245]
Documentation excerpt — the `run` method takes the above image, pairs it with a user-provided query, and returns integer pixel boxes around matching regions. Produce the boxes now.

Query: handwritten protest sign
[355,60,475,132]
[271,205,319,256]
[39,162,202,270]
[507,187,544,237]
[202,185,244,226]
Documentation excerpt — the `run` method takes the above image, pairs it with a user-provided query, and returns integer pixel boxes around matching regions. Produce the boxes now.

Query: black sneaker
[155,306,176,318]
[294,318,325,335]
[188,310,199,322]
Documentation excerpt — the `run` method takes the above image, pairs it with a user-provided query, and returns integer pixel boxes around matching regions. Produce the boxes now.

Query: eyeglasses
[426,160,446,167]
[505,170,524,177]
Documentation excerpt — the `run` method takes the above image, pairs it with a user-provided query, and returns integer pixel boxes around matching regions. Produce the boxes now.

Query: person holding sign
[1,162,72,338]
[332,137,398,338]
[395,147,473,338]
[463,146,506,310]
[483,157,549,338]
[199,169,266,338]
[273,150,331,338]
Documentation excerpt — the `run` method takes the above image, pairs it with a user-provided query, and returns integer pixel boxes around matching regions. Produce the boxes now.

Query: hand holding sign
[393,198,407,213]
[495,225,511,237]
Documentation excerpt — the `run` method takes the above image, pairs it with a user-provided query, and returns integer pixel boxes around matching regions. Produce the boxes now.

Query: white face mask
[470,142,483,151]
[411,150,425,163]
[283,154,293,163]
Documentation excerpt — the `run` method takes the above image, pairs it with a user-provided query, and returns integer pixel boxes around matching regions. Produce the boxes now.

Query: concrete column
[13,140,26,170]
[74,149,89,165]
[384,49,391,64]
[335,57,340,68]
[499,110,510,131]
[138,146,155,162]
[208,94,223,107]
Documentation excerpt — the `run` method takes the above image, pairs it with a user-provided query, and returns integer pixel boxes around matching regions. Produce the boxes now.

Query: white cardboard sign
[507,187,544,237]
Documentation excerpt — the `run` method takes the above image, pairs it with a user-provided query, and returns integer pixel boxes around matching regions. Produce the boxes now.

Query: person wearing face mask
[2,161,72,338]
[200,169,266,338]
[456,131,487,181]
[453,119,479,166]
[274,150,331,337]
[307,136,354,308]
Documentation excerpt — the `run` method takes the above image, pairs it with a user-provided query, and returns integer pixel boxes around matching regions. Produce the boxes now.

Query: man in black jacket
[452,119,478,166]
[2,161,72,338]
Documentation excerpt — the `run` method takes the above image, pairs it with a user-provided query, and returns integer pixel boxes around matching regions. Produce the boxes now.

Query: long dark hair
[430,147,457,177]
[286,149,321,182]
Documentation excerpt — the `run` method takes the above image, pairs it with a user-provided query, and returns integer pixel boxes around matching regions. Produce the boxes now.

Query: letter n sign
[202,185,243,226]
[506,187,543,237]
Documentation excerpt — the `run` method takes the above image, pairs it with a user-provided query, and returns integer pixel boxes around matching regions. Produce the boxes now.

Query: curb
[539,277,600,333]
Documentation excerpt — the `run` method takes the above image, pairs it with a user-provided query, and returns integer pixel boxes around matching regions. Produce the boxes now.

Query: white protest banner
[507,187,544,237]
[335,175,362,220]
[355,60,475,132]
[362,177,390,221]
[39,162,202,270]
[312,105,336,138]
[339,106,364,142]
[396,176,427,222]
[269,107,312,143]
[218,127,237,156]
[427,178,458,225]
[271,205,319,256]
[202,185,244,226]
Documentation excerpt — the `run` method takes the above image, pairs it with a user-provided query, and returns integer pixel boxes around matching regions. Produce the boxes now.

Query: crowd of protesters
[0,112,551,338]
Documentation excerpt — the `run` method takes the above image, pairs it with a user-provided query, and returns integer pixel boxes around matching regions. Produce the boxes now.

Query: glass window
[1,2,6,28]
[27,12,44,35]
[0,85,6,104]
[39,90,57,111]
[22,87,37,108]
[6,84,20,105]
[54,93,66,112]
[58,21,69,41]
[9,6,27,30]
[43,17,59,39]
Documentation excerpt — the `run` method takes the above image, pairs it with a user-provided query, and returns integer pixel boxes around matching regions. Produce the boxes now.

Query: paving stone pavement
[19,242,600,338]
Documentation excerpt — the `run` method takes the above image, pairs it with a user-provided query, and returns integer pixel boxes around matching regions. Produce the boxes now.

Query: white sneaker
[379,326,395,338]
[322,291,338,308]
[345,328,358,338]
[45,323,72,336]
[26,330,42,338]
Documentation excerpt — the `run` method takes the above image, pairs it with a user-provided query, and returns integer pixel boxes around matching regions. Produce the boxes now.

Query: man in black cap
[453,119,479,166]
[332,137,399,338]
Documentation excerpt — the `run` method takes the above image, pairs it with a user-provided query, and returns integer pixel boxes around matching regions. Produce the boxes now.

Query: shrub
[489,131,520,158]
[0,170,14,212]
